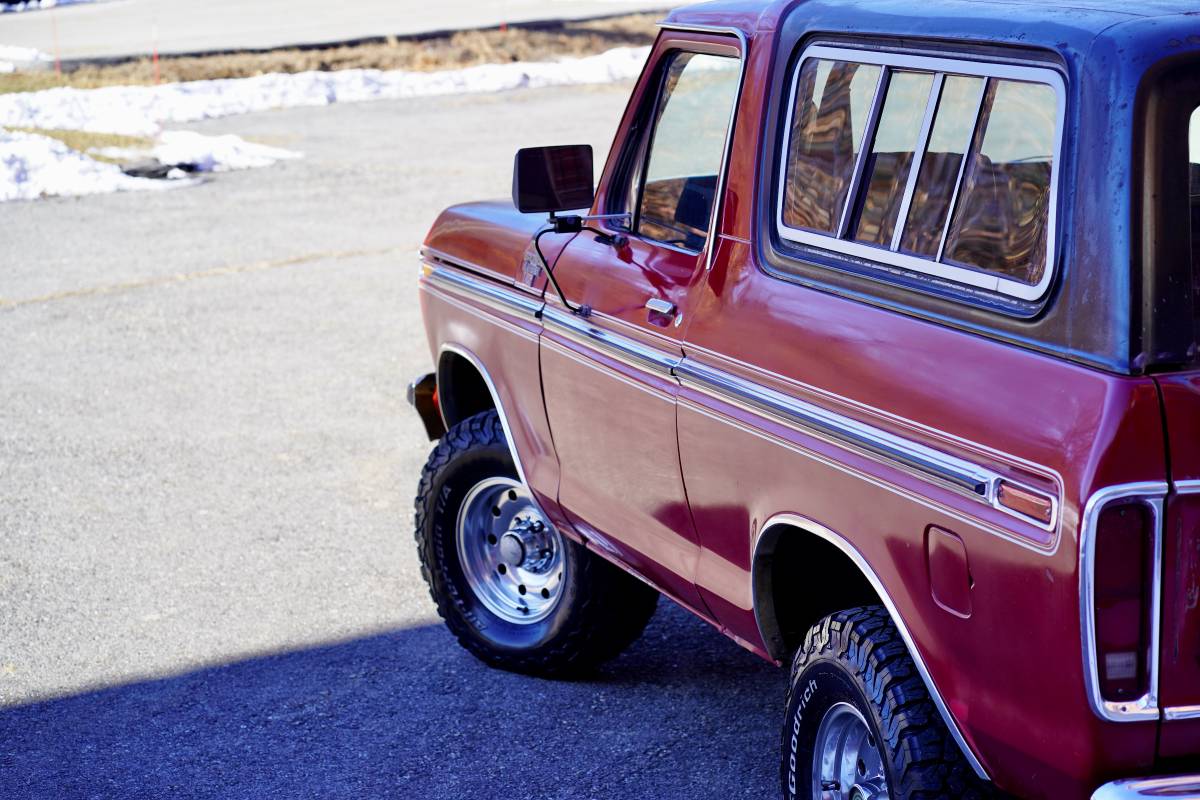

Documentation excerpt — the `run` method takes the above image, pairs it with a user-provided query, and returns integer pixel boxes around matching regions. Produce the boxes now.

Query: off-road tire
[414,409,658,677]
[781,606,992,800]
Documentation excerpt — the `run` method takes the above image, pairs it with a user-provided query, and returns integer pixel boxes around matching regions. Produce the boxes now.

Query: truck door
[538,33,742,612]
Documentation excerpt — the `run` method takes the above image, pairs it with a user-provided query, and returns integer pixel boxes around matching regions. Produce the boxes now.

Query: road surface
[0,81,780,799]
[0,0,674,61]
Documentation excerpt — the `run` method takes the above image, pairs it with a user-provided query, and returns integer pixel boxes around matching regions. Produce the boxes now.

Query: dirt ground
[0,13,660,94]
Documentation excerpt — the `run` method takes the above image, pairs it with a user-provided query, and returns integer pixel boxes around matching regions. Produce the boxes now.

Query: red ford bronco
[407,1,1200,797]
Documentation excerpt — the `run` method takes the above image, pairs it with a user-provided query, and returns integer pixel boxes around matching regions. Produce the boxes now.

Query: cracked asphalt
[0,83,782,798]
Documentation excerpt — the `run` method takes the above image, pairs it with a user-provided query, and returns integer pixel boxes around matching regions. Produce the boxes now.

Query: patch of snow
[92,130,301,173]
[151,130,301,172]
[0,44,51,72]
[0,45,652,137]
[0,45,50,62]
[0,128,300,202]
[0,128,185,202]
[2,0,97,13]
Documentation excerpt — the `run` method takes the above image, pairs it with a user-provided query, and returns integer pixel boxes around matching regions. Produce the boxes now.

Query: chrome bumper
[1093,776,1200,799]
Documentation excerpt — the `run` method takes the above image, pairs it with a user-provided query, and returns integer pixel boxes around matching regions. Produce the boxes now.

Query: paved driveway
[0,83,780,798]
[0,0,673,60]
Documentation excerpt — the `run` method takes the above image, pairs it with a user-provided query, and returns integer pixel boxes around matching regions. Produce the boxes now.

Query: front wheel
[781,606,992,800]
[414,409,658,677]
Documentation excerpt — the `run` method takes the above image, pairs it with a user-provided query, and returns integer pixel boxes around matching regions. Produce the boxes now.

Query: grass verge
[0,13,660,94]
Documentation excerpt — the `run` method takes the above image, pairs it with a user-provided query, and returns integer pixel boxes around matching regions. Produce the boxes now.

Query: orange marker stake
[152,23,160,84]
[51,5,61,77]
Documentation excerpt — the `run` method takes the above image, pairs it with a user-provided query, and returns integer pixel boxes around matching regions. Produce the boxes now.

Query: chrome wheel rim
[812,702,889,800]
[455,477,565,624]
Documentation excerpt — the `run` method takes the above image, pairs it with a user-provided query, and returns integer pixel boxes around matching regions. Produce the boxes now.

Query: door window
[636,52,740,252]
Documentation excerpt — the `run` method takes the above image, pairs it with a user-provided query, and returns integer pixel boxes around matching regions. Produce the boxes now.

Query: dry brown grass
[5,128,153,162]
[0,13,660,95]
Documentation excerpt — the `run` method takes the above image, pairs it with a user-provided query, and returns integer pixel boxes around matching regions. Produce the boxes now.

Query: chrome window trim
[774,44,1067,302]
[653,21,748,271]
[754,514,991,782]
[1079,482,1168,723]
[676,356,1059,533]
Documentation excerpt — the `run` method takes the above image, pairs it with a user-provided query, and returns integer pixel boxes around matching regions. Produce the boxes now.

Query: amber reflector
[996,481,1054,524]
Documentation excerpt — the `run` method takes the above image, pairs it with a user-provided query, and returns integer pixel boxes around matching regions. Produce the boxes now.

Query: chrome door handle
[645,298,676,316]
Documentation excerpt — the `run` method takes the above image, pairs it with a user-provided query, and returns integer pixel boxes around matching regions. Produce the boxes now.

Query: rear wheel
[414,409,658,676]
[781,606,992,800]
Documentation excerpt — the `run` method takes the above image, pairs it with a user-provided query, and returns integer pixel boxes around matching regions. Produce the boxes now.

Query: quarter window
[851,70,935,246]
[781,60,881,234]
[942,80,1057,284]
[777,47,1063,301]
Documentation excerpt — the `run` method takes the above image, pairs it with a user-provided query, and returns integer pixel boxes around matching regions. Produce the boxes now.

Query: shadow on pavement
[1,603,783,800]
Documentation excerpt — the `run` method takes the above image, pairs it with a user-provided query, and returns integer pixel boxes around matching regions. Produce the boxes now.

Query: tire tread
[414,410,657,677]
[785,606,994,800]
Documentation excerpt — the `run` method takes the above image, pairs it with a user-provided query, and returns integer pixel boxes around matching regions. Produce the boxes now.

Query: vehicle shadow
[0,603,783,800]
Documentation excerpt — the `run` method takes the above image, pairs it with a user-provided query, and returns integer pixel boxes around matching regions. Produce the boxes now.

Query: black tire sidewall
[782,660,893,800]
[422,433,586,654]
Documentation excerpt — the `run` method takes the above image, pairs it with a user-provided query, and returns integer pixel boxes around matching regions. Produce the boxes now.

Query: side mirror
[512,144,594,214]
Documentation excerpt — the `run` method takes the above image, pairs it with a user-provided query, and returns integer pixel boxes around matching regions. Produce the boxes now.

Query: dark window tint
[899,75,985,257]
[942,80,1056,284]
[851,71,934,246]
[636,52,739,251]
[782,59,881,234]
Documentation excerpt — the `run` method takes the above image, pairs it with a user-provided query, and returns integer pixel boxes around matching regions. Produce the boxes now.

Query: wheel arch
[752,513,991,783]
[436,343,530,487]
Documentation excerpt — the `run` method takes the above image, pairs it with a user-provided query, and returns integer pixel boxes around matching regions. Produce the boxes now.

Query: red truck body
[414,1,1200,796]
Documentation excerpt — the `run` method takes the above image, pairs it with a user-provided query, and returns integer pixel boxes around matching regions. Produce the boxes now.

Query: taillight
[1082,487,1165,721]
[1093,502,1155,701]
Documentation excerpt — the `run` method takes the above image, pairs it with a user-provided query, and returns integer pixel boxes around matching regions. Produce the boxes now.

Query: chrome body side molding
[1078,482,1168,723]
[753,514,991,782]
[1164,705,1200,722]
[425,256,544,318]
[424,256,1060,536]
[675,357,1059,533]
[542,305,680,377]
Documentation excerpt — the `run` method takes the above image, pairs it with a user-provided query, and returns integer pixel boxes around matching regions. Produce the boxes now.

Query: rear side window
[781,60,881,234]
[776,46,1065,302]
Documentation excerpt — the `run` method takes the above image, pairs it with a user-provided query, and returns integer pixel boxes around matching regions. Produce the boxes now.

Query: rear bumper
[407,372,446,440]
[1092,775,1200,798]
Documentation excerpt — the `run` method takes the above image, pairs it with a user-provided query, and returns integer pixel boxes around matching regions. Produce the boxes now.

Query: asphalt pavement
[0,0,673,61]
[0,83,782,798]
